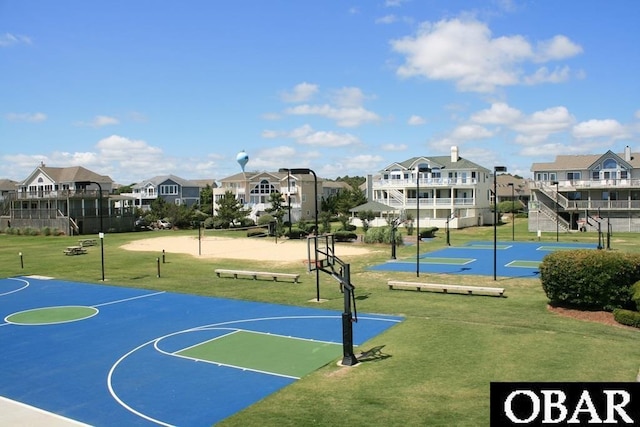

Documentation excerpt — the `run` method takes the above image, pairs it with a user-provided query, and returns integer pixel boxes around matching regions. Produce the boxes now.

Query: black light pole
[493,166,507,281]
[280,168,319,301]
[415,165,431,277]
[285,169,292,234]
[552,180,559,242]
[78,180,105,281]
[507,182,515,241]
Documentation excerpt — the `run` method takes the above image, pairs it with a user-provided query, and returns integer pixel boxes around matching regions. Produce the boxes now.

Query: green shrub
[363,227,403,245]
[632,280,640,311]
[203,217,215,229]
[246,228,268,237]
[613,308,640,328]
[419,227,438,239]
[284,227,307,239]
[257,214,274,226]
[540,250,640,311]
[334,231,357,242]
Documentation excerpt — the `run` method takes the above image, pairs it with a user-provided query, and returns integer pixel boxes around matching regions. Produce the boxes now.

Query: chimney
[625,145,631,162]
[451,146,459,163]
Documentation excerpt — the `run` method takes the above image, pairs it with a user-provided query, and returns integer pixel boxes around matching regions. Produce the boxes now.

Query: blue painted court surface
[369,241,598,278]
[0,277,402,426]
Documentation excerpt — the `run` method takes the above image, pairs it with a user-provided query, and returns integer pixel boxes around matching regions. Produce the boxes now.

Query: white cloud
[471,102,522,125]
[385,0,408,6]
[407,115,426,125]
[331,87,371,107]
[510,106,575,139]
[391,18,582,92]
[534,35,583,63]
[263,124,360,147]
[450,124,494,140]
[96,135,164,163]
[0,33,32,47]
[6,112,47,122]
[376,15,398,24]
[280,82,319,103]
[381,143,408,151]
[523,66,572,85]
[572,119,627,139]
[76,115,119,127]
[286,104,380,127]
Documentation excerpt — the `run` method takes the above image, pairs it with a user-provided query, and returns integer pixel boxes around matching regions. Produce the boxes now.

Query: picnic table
[78,238,97,247]
[64,246,87,256]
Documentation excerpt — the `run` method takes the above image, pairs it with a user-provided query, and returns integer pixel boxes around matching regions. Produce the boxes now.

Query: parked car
[157,219,172,229]
[134,217,152,231]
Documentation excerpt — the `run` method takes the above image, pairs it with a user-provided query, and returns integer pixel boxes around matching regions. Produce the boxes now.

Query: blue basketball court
[369,241,597,278]
[0,276,402,426]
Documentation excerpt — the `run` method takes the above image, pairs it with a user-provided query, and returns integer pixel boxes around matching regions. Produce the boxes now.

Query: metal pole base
[341,353,359,366]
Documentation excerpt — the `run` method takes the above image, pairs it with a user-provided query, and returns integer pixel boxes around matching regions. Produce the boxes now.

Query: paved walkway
[0,397,89,427]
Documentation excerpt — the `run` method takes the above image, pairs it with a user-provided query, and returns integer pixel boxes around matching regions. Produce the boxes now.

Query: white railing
[375,177,478,187]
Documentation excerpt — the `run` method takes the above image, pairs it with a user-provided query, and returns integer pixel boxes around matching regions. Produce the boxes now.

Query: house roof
[495,174,531,197]
[190,179,217,189]
[21,165,112,185]
[382,155,490,173]
[133,174,200,189]
[0,179,18,192]
[350,200,400,213]
[531,149,640,171]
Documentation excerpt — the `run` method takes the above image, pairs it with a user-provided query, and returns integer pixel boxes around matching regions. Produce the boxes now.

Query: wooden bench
[64,246,88,256]
[214,269,300,283]
[78,239,97,247]
[388,280,505,297]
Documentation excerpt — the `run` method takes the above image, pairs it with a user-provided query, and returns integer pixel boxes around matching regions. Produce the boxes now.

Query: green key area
[177,330,343,378]
[6,306,98,325]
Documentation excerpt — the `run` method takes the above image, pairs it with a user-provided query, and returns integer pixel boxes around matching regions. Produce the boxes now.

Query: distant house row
[2,144,639,235]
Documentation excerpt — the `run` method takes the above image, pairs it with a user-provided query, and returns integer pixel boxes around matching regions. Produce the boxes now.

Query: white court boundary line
[107,315,401,427]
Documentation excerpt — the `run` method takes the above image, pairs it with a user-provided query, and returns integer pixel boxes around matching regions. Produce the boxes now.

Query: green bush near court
[540,249,640,310]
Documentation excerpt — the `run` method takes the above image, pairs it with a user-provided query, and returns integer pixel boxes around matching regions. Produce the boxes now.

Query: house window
[160,185,178,195]
[567,172,581,181]
[603,159,617,169]
[592,170,599,180]
[567,192,582,200]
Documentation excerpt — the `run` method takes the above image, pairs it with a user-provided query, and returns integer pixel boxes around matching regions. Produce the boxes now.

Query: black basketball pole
[341,263,358,366]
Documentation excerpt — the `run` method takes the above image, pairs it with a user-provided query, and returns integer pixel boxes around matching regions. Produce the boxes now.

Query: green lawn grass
[1,220,638,426]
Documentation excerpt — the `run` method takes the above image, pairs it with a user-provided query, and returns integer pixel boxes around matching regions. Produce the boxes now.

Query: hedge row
[540,249,640,311]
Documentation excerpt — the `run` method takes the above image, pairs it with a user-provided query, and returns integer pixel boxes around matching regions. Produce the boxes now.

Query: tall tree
[215,190,249,228]
[265,191,286,236]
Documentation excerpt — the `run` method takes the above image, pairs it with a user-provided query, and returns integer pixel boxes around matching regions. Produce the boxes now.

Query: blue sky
[2,0,639,184]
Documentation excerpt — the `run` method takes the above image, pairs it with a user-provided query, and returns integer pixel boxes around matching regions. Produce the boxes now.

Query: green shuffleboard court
[506,260,541,268]
[537,245,583,251]
[177,330,343,378]
[420,257,475,265]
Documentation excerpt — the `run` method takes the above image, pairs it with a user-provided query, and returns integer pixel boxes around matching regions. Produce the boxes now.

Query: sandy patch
[120,235,373,262]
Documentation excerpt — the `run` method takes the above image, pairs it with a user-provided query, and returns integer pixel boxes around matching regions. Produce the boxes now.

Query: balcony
[15,189,105,200]
[375,177,478,188]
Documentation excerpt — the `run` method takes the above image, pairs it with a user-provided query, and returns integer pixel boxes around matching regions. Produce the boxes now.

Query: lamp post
[279,168,319,301]
[415,165,431,277]
[78,180,105,281]
[507,182,515,241]
[285,169,292,234]
[551,180,559,242]
[493,166,507,281]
